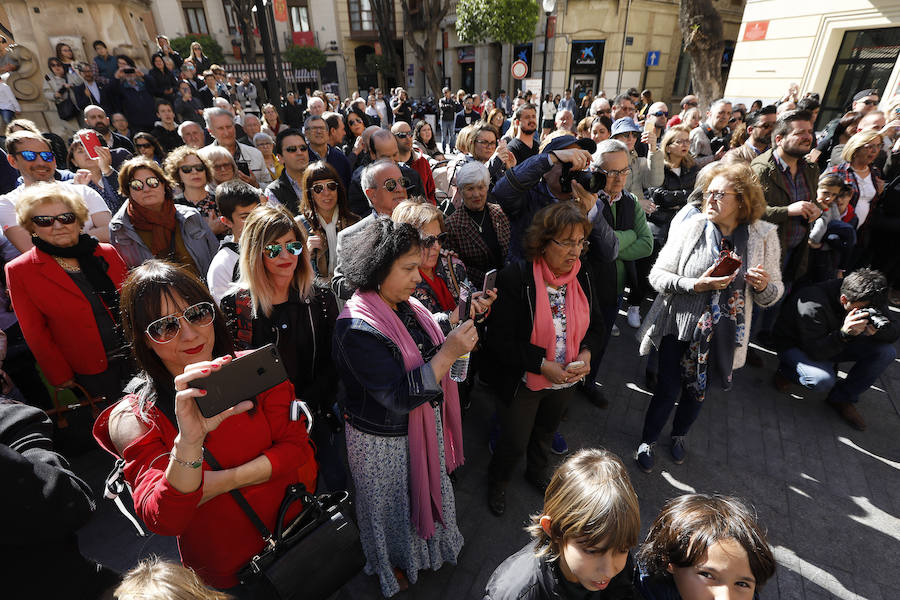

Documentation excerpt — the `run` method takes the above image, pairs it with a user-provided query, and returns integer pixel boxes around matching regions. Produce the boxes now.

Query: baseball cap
[610,117,641,137]
[541,134,596,155]
[853,89,879,102]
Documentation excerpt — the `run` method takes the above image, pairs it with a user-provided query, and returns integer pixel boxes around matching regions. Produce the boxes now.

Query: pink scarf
[527,258,590,391]
[340,290,464,540]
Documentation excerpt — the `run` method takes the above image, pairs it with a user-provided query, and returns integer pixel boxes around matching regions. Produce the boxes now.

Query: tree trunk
[371,0,404,86]
[230,0,258,63]
[679,0,724,111]
[400,0,449,96]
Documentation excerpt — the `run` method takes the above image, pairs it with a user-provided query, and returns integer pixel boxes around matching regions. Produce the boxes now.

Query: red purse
[709,249,742,278]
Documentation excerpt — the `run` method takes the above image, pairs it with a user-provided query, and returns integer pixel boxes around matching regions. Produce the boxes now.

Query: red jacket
[5,244,128,386]
[93,379,318,589]
[409,154,438,205]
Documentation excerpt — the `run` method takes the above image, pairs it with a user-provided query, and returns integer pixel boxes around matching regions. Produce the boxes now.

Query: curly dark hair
[342,218,421,292]
[841,268,888,305]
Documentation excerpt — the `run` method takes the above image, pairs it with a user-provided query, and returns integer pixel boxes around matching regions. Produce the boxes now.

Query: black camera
[559,163,607,195]
[859,307,890,330]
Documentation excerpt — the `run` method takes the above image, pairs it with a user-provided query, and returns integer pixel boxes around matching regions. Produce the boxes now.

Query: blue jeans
[778,340,896,404]
[0,109,14,125]
[441,120,456,153]
[640,335,704,443]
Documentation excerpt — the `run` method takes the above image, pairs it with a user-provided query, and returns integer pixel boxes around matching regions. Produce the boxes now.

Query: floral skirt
[345,406,464,597]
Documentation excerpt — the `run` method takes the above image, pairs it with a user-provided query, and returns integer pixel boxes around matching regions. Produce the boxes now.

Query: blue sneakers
[551,431,569,455]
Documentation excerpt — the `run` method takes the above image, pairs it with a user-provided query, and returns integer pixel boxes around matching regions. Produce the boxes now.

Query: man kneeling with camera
[773,268,899,430]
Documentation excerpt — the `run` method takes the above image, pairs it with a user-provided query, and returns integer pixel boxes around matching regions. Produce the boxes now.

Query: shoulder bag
[205,450,365,600]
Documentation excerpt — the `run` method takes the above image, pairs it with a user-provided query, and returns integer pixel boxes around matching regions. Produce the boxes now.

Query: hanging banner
[273,0,288,22]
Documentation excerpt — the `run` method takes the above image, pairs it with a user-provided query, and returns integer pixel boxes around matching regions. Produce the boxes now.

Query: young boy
[207,180,260,302]
[484,449,641,599]
[808,174,856,281]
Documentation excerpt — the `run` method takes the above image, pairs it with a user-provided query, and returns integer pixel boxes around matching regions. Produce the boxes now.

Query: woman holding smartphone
[93,259,318,595]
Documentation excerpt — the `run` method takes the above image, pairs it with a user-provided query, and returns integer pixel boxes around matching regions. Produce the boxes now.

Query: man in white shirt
[2,131,111,253]
[207,180,260,303]
[202,107,264,188]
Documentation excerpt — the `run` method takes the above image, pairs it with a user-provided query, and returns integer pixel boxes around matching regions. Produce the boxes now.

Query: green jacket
[750,148,820,281]
[606,191,654,293]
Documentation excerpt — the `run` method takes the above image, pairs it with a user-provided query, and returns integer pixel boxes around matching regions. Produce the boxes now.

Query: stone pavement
[73,308,900,599]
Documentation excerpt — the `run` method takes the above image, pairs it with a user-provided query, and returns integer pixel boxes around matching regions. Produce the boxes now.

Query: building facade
[724,0,900,125]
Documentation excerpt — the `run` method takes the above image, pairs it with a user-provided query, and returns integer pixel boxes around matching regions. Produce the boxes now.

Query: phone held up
[191,344,288,418]
[482,268,498,293]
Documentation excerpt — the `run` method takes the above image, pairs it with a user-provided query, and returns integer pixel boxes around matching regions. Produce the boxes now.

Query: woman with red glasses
[93,259,317,594]
[220,203,344,490]
[296,161,359,282]
[6,182,130,403]
[109,157,218,274]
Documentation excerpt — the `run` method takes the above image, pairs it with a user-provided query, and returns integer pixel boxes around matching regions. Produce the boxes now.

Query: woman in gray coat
[109,158,218,276]
[635,163,783,472]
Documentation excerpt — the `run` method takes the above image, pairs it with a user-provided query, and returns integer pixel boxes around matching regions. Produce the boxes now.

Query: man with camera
[773,268,899,431]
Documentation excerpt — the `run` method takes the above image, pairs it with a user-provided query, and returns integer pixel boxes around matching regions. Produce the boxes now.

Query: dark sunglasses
[17,150,55,162]
[283,145,308,153]
[179,164,206,174]
[861,99,878,106]
[651,111,668,117]
[129,177,161,191]
[394,132,412,139]
[134,142,153,149]
[31,212,77,227]
[421,232,449,248]
[381,176,411,192]
[146,301,216,344]
[264,241,304,259]
[311,181,339,194]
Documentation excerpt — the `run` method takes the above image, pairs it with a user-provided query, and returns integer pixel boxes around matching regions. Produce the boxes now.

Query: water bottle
[450,352,469,382]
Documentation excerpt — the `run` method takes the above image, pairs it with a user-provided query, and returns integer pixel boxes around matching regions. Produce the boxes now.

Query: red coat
[5,244,128,386]
[409,154,438,205]
[93,379,318,589]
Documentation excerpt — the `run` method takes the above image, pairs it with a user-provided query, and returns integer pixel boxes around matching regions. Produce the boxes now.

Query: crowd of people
[2,33,900,599]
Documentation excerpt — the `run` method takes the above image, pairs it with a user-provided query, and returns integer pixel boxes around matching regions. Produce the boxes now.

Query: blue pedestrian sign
[646,51,660,67]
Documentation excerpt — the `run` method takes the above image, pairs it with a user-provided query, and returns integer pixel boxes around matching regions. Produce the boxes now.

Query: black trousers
[489,384,574,485]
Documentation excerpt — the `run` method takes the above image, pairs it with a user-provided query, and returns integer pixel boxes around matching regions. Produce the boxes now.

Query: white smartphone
[565,361,585,370]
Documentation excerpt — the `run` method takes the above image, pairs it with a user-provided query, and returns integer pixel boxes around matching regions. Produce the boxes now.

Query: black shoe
[586,385,608,408]
[524,471,551,495]
[488,483,506,516]
[746,348,764,368]
[756,331,775,349]
[645,370,657,392]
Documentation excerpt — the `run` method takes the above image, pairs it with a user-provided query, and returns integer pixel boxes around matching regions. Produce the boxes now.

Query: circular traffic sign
[511,60,528,80]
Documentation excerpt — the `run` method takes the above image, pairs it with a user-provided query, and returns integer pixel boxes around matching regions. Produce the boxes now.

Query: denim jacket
[109,201,219,275]
[332,305,443,436]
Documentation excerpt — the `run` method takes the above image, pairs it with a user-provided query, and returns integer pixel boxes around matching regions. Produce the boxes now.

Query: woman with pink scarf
[332,218,477,596]
[483,203,607,517]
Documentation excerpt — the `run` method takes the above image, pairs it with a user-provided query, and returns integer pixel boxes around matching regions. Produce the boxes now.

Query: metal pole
[538,11,550,133]
[616,0,632,95]
[440,28,445,86]
[254,0,280,105]
[266,1,286,101]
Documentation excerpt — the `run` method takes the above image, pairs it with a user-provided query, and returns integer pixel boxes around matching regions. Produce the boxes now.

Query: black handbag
[205,450,366,600]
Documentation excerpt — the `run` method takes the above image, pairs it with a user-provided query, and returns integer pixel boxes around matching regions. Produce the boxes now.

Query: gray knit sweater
[637,214,784,369]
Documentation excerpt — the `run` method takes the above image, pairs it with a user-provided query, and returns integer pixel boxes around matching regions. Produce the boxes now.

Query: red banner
[273,0,288,22]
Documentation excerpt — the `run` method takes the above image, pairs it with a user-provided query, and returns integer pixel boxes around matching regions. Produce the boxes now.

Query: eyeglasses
[651,111,668,117]
[421,232,449,248]
[31,212,77,227]
[312,181,339,194]
[134,142,153,149]
[213,163,234,171]
[179,164,206,174]
[17,150,55,162]
[264,241,304,259]
[474,138,497,146]
[551,238,590,253]
[146,301,216,344]
[600,167,631,178]
[705,190,738,202]
[394,132,412,139]
[671,139,690,146]
[283,145,308,153]
[129,177,161,191]
[380,176,410,192]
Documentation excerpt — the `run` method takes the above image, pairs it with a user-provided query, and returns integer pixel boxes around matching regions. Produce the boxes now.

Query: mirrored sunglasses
[146,301,216,344]
[394,132,412,139]
[18,150,55,163]
[31,212,77,227]
[264,241,304,259]
[382,177,411,192]
[129,177,161,191]
[311,181,339,194]
[284,145,308,153]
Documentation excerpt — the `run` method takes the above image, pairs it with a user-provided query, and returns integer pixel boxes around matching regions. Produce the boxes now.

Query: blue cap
[611,117,641,137]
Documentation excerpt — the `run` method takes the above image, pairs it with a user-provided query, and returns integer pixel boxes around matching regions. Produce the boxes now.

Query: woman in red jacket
[93,259,317,594]
[6,182,130,402]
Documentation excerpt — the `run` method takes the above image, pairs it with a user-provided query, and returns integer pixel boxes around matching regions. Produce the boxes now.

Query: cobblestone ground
[75,308,900,599]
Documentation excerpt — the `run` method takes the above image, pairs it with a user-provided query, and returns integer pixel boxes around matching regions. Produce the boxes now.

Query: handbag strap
[204,448,275,546]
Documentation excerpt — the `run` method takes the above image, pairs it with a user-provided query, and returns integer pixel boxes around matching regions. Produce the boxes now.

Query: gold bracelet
[170,447,204,469]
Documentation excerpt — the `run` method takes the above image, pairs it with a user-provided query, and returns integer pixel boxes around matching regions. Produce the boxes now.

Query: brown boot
[827,399,866,431]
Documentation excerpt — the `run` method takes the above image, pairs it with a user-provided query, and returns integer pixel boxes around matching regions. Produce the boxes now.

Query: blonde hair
[841,129,883,163]
[455,125,476,154]
[238,204,314,317]
[391,199,444,232]
[701,162,767,224]
[660,124,695,170]
[16,182,89,232]
[114,556,232,600]
[527,448,641,561]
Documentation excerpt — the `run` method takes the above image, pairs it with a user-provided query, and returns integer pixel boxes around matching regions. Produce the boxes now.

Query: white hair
[243,113,261,125]
[592,139,628,168]
[177,120,203,136]
[555,109,573,125]
[589,98,610,116]
[203,107,233,129]
[456,160,490,189]
[361,158,396,192]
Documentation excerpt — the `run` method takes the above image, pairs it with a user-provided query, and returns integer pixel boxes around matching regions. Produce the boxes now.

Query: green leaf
[456,0,540,45]
[283,45,328,71]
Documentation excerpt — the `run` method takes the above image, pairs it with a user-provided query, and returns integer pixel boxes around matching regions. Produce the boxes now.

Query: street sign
[511,60,528,80]
[646,51,660,67]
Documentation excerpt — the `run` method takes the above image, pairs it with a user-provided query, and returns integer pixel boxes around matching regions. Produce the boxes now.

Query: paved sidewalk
[74,311,900,599]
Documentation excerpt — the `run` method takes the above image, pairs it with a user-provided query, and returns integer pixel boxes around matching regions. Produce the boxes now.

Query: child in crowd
[635,494,776,600]
[483,448,641,599]
[808,174,856,281]
[206,179,261,303]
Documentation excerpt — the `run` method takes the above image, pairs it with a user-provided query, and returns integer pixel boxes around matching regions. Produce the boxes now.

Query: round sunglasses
[311,181,339,194]
[31,212,77,227]
[146,301,216,344]
[381,177,410,192]
[129,177,161,192]
[264,241,304,259]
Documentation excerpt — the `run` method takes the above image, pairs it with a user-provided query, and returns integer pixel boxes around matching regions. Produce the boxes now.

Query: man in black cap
[816,88,880,158]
